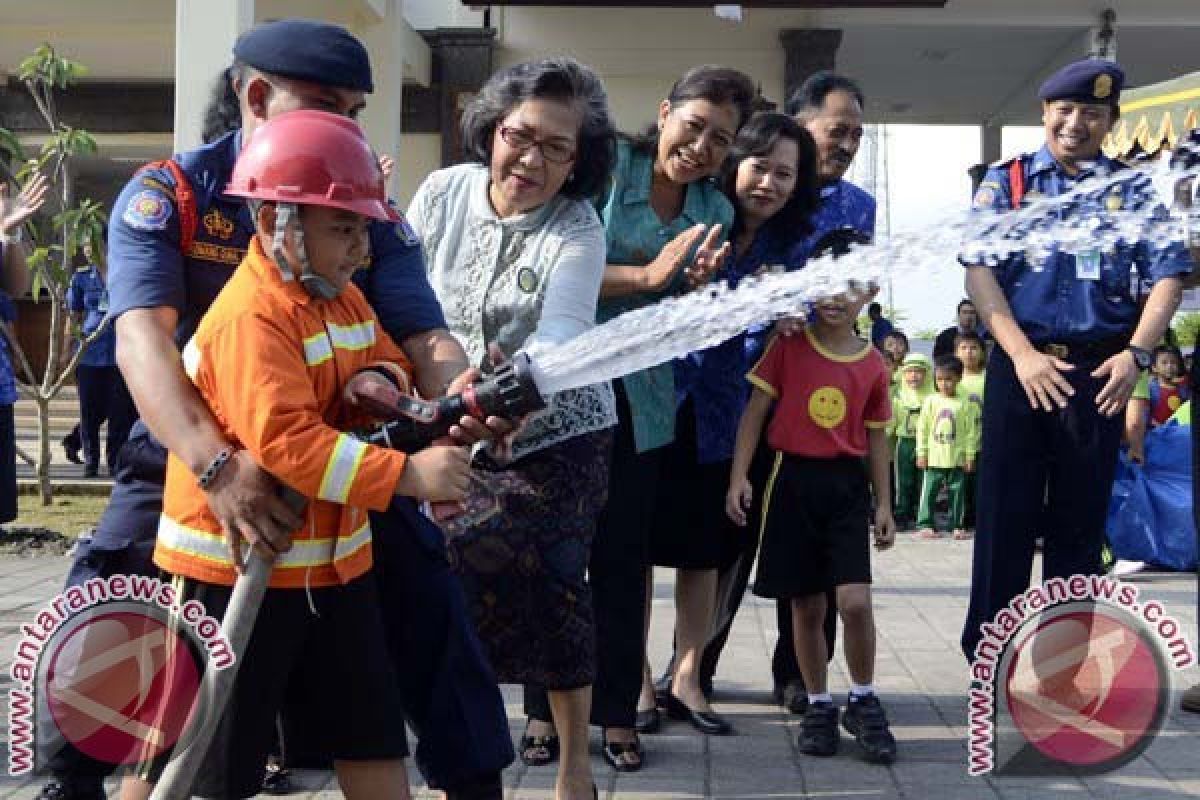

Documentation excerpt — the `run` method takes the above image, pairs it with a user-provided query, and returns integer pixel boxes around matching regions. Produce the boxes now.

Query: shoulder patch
[972,186,997,208]
[139,176,173,194]
[123,189,173,231]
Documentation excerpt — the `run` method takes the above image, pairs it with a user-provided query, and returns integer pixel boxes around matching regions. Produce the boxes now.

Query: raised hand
[0,173,49,236]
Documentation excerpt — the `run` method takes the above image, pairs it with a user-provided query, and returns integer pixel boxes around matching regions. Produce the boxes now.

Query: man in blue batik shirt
[959,59,1191,662]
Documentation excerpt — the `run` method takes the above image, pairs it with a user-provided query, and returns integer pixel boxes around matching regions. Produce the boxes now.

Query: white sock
[850,683,875,699]
[808,692,834,705]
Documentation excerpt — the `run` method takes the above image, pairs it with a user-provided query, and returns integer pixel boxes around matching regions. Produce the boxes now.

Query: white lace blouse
[407,164,616,460]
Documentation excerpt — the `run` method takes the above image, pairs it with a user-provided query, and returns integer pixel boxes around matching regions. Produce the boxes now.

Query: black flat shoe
[519,720,559,766]
[634,706,661,734]
[665,692,733,735]
[602,731,644,772]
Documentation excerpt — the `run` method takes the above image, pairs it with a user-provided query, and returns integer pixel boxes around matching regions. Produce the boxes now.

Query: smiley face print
[808,386,847,429]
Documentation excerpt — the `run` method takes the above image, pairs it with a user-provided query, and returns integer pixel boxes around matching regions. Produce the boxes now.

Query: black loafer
[634,706,661,733]
[665,692,732,735]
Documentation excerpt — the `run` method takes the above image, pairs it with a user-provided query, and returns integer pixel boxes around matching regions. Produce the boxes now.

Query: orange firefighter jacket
[154,237,413,588]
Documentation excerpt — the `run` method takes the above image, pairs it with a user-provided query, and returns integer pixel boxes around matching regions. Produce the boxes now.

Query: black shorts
[752,454,872,598]
[139,574,407,799]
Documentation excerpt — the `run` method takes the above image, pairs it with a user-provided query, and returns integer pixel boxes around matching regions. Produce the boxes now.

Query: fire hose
[150,354,545,799]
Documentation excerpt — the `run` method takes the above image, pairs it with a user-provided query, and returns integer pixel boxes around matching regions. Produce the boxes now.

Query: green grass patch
[11,493,110,538]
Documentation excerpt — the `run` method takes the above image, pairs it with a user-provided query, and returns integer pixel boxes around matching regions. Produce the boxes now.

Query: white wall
[395,133,442,209]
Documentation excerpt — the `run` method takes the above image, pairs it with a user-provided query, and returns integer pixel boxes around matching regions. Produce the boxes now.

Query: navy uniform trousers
[50,423,513,793]
[1192,354,1199,659]
[960,347,1122,660]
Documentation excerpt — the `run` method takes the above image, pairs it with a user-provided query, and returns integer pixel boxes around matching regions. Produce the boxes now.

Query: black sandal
[519,721,560,767]
[601,731,644,772]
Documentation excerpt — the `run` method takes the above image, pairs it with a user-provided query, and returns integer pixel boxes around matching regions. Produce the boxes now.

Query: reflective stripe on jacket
[155,237,412,588]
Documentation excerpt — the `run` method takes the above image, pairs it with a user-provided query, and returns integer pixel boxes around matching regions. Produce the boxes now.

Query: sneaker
[773,679,808,715]
[842,694,897,764]
[35,778,105,800]
[1111,559,1146,577]
[796,701,839,756]
[1182,683,1200,714]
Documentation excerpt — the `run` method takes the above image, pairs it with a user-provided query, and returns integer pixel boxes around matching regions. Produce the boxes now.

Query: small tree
[0,45,108,504]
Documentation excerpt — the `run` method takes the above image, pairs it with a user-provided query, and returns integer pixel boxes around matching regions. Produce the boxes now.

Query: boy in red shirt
[726,295,897,764]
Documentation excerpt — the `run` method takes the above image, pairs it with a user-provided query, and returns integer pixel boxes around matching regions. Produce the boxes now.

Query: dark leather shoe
[665,692,732,735]
[634,706,660,733]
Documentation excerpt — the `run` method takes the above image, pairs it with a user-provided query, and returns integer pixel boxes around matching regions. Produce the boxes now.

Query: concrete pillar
[779,29,843,112]
[355,0,405,197]
[173,0,254,152]
[980,123,1003,165]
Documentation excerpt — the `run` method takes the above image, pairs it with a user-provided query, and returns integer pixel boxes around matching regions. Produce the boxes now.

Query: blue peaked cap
[1038,59,1124,106]
[233,18,373,93]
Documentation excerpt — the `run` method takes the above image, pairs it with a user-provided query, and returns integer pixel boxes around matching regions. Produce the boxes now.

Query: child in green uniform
[916,355,979,540]
[954,332,986,534]
[888,353,932,531]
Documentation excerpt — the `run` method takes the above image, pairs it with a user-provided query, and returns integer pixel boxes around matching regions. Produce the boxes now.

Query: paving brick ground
[0,537,1196,798]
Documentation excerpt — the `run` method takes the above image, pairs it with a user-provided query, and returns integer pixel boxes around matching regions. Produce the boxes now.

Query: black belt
[1034,335,1128,363]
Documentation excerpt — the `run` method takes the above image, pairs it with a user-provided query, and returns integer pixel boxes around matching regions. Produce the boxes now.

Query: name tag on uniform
[1076,249,1102,281]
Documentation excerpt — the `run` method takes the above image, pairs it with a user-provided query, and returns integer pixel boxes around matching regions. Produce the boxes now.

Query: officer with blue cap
[39,18,512,800]
[959,58,1193,664]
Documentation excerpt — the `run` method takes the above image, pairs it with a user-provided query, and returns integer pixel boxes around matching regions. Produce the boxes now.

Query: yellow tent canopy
[1105,70,1200,159]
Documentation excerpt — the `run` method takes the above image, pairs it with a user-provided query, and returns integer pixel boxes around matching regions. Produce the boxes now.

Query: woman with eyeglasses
[406,57,617,800]
[524,65,756,772]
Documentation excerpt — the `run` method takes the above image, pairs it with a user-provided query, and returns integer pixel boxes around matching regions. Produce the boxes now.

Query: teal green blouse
[597,138,735,453]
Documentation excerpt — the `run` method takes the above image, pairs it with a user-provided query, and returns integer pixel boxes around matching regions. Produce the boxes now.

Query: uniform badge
[517,267,539,294]
[1105,192,1123,212]
[972,186,996,209]
[202,208,235,239]
[123,190,172,231]
[1094,74,1113,100]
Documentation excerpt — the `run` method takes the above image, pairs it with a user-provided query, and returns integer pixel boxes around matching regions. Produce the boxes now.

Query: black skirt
[444,430,612,689]
[650,401,741,569]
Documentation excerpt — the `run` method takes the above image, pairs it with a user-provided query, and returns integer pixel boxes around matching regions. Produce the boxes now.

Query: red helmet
[226,109,398,222]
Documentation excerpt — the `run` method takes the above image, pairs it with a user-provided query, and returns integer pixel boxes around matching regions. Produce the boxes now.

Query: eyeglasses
[498,126,576,164]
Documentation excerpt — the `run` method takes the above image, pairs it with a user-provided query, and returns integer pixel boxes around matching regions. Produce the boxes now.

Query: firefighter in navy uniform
[958,58,1192,661]
[38,19,512,800]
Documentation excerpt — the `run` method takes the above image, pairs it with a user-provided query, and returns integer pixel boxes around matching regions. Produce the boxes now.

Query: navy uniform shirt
[963,144,1191,344]
[66,266,115,367]
[107,129,445,352]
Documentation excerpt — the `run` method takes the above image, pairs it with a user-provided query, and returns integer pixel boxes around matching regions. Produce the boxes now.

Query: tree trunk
[35,394,52,505]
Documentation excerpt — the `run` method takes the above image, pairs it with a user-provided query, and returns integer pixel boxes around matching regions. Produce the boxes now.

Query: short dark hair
[868,302,883,317]
[1154,344,1184,364]
[957,298,976,314]
[954,331,985,349]
[627,65,757,156]
[883,329,908,347]
[720,112,818,242]
[935,355,964,377]
[787,71,866,118]
[460,58,616,200]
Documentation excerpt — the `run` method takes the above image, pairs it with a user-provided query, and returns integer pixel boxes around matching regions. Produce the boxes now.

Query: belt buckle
[1044,343,1070,360]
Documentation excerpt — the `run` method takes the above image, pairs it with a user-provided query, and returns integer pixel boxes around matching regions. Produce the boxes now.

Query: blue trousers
[51,425,513,792]
[960,348,1122,660]
[75,364,136,474]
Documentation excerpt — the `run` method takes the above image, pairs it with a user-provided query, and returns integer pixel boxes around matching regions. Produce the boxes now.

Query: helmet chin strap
[271,202,341,300]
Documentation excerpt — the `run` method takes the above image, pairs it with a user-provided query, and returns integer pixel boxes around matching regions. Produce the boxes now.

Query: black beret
[233,19,373,93]
[1038,59,1124,106]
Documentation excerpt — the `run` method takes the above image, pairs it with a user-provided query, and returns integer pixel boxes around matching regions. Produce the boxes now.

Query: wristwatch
[1127,345,1152,370]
